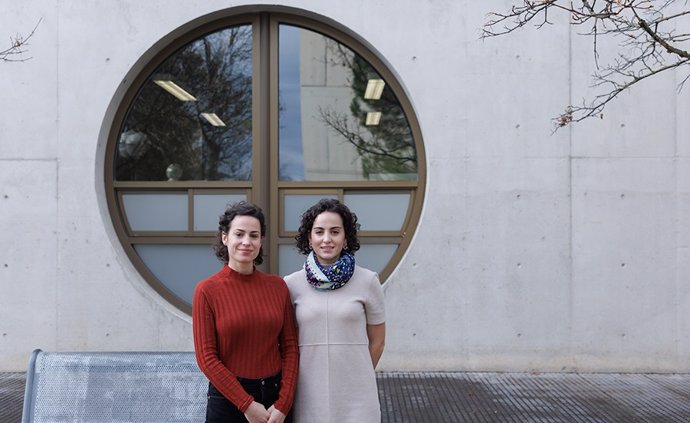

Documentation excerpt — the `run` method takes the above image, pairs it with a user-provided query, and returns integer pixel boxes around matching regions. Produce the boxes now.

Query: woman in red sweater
[193,202,298,423]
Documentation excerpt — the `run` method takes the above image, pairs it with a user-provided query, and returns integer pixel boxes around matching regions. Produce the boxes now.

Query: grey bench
[22,349,208,423]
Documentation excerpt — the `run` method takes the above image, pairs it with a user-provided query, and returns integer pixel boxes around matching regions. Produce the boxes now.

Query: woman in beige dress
[284,198,385,422]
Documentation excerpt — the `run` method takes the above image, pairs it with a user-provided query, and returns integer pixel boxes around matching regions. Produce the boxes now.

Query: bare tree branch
[1,19,41,62]
[483,1,690,128]
[318,107,417,165]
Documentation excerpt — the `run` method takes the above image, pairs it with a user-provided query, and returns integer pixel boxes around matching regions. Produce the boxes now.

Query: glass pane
[193,193,246,231]
[134,244,222,306]
[344,192,410,231]
[123,193,187,231]
[278,24,418,181]
[283,193,338,232]
[116,25,253,181]
[356,244,398,275]
[278,244,305,277]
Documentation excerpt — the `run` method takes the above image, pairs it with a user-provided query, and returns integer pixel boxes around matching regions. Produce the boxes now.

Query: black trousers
[205,372,293,423]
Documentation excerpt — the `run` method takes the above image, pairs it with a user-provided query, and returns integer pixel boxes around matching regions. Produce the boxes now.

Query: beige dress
[285,265,385,423]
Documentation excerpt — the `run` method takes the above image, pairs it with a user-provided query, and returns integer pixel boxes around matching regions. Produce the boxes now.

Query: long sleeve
[192,285,254,412]
[192,267,300,414]
[273,293,299,414]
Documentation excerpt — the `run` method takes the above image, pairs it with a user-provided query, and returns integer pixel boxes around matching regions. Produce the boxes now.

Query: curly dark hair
[295,198,360,256]
[213,201,266,265]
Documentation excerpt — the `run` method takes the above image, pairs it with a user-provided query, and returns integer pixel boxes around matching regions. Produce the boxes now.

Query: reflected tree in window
[116,26,253,181]
[319,42,417,181]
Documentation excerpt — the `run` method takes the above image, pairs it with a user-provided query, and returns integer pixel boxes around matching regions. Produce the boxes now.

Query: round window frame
[103,6,427,315]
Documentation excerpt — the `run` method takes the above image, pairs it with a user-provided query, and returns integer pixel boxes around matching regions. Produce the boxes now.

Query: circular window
[104,10,426,314]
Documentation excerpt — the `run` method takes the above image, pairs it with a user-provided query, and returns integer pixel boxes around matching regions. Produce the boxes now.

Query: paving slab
[4,371,690,422]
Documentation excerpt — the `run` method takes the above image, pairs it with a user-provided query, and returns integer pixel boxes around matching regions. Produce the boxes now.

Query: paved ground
[378,372,690,422]
[5,371,690,422]
[0,373,24,423]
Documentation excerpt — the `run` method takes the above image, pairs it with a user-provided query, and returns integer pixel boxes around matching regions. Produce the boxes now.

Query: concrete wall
[1,0,689,372]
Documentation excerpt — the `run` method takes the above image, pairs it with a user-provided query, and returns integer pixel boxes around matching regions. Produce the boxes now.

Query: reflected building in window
[280,25,418,182]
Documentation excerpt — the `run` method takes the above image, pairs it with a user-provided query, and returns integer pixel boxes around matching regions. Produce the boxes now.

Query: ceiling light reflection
[364,79,385,100]
[153,80,197,102]
[365,112,382,126]
[200,112,226,127]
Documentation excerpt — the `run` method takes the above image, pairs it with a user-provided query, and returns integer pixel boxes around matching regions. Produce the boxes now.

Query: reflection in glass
[278,25,418,181]
[278,26,304,181]
[116,26,253,181]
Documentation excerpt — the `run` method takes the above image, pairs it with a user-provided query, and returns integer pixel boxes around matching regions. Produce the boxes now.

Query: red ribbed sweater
[192,265,298,414]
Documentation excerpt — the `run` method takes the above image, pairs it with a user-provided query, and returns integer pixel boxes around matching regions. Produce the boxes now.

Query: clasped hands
[244,401,286,423]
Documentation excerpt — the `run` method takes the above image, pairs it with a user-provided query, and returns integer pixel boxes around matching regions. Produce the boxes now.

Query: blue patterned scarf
[304,250,355,291]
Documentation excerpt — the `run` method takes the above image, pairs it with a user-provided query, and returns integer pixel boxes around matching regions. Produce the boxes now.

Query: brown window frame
[104,9,426,315]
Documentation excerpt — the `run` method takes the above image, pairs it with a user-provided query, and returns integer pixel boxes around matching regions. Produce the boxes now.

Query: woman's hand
[244,401,270,423]
[267,405,287,423]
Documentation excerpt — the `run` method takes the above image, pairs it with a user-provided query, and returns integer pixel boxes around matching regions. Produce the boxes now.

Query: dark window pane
[116,25,253,181]
[278,24,418,181]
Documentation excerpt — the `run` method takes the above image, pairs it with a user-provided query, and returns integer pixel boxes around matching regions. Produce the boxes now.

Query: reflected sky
[278,25,305,181]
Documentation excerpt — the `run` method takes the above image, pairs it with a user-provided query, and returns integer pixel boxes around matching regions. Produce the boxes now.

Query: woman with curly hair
[193,201,298,423]
[284,198,385,422]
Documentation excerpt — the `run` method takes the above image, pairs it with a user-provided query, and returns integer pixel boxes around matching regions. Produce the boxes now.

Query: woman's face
[222,215,262,269]
[309,211,346,265]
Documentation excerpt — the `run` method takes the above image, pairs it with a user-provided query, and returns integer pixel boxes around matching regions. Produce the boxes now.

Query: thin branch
[318,108,416,164]
[559,58,689,125]
[1,18,41,62]
[483,1,690,128]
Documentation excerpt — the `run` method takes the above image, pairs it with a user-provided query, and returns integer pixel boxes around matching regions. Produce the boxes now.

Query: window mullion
[267,15,281,275]
[253,13,274,272]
